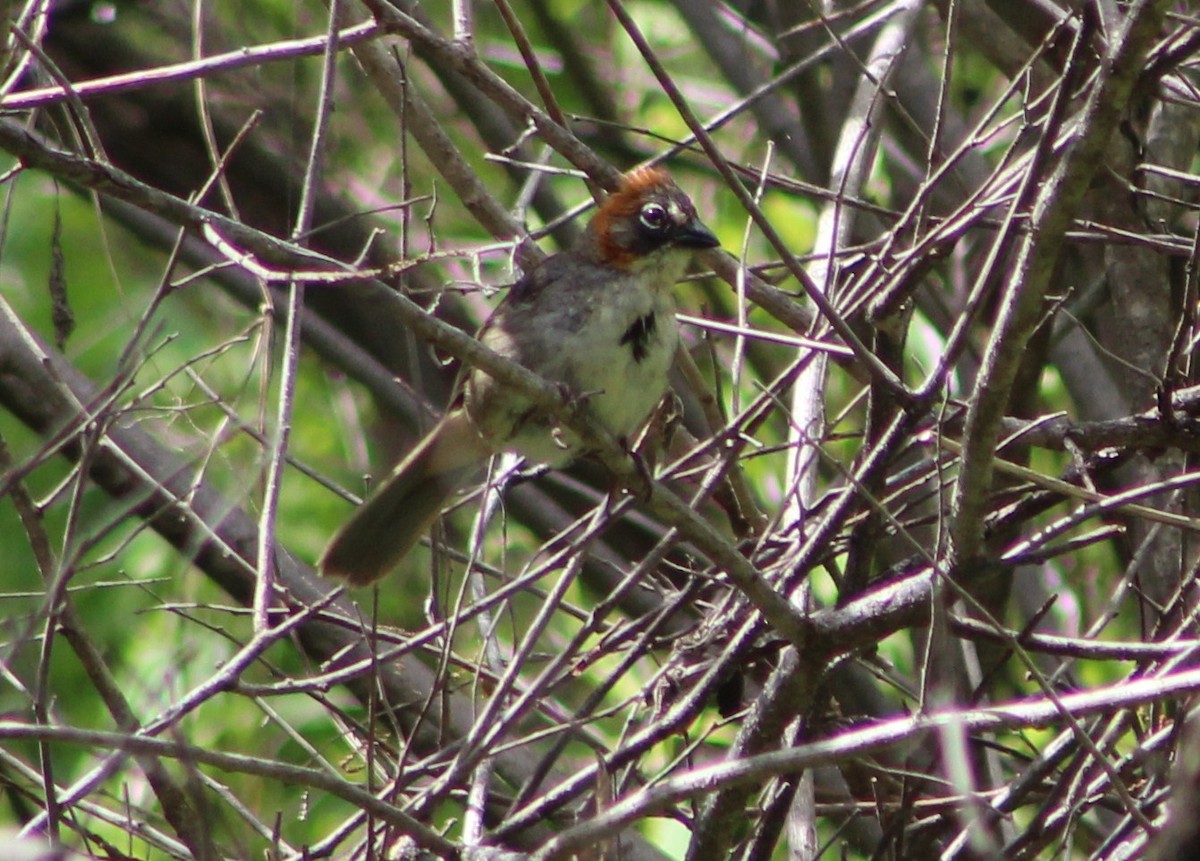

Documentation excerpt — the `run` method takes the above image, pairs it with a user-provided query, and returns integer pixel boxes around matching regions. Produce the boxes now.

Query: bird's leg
[618,393,680,499]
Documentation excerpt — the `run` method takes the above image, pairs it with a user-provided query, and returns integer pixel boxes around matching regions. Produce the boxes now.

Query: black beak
[676,220,720,249]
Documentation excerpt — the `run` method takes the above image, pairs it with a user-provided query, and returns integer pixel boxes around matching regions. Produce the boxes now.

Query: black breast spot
[620,312,657,363]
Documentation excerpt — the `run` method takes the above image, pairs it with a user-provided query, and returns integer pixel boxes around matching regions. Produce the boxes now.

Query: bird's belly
[569,292,676,428]
[573,330,673,436]
[501,302,676,464]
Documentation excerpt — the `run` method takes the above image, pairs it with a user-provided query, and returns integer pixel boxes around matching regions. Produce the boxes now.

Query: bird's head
[583,166,719,273]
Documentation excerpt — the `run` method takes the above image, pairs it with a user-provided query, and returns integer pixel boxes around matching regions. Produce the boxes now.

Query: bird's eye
[638,202,670,233]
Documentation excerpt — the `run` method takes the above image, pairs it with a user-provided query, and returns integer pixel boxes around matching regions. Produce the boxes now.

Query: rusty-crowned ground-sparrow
[320,167,719,584]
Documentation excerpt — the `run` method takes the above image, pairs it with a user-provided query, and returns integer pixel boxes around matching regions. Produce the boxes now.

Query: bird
[319,166,719,585]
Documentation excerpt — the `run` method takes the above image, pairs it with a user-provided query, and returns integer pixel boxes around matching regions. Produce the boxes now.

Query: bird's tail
[319,410,487,585]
